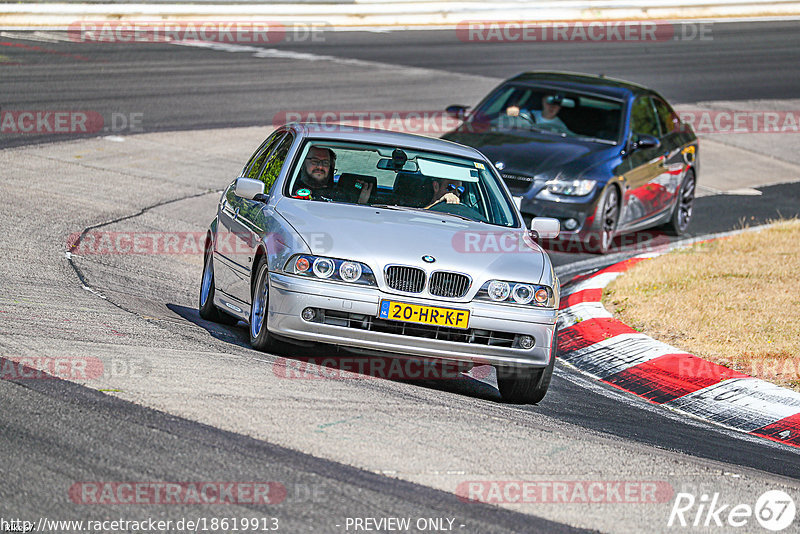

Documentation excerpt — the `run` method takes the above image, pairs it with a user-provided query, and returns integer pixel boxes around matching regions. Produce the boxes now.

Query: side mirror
[445,105,469,120]
[234,177,265,200]
[632,134,660,151]
[530,217,560,239]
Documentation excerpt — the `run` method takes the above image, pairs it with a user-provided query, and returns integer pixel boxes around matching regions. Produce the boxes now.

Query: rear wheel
[249,259,278,352]
[199,243,238,325]
[589,185,620,254]
[664,170,696,236]
[496,327,557,404]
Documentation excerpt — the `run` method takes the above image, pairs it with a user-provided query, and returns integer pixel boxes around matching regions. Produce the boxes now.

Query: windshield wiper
[574,136,617,145]
[375,204,486,223]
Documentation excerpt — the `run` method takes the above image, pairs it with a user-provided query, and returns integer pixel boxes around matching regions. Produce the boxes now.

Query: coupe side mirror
[530,217,560,239]
[632,134,661,151]
[445,105,469,120]
[234,177,266,200]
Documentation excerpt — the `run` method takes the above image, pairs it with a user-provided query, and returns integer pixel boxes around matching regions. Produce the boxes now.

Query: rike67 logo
[668,490,796,531]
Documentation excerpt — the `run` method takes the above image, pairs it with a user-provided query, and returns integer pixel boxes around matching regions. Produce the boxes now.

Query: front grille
[501,173,535,194]
[318,310,517,347]
[429,271,471,298]
[385,265,426,293]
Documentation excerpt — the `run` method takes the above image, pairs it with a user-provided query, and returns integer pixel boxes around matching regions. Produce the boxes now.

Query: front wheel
[664,170,696,236]
[496,327,557,404]
[249,259,278,352]
[588,185,620,254]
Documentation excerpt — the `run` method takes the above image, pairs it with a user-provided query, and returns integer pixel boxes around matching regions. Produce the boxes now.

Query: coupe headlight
[286,255,376,286]
[545,178,596,196]
[477,280,555,308]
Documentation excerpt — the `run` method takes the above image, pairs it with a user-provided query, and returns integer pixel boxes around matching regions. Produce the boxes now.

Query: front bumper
[268,273,557,368]
[523,187,604,243]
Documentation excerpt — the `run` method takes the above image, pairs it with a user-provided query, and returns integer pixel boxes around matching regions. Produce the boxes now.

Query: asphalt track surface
[1,20,800,534]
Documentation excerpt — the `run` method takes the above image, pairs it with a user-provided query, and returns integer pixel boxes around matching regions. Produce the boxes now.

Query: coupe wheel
[199,243,238,325]
[590,185,620,254]
[496,326,557,404]
[249,259,278,352]
[665,170,696,236]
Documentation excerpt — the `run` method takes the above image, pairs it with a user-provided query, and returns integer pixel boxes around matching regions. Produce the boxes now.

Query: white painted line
[169,39,495,81]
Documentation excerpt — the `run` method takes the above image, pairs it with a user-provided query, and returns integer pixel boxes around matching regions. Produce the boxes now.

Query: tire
[199,243,238,325]
[664,170,696,236]
[496,326,558,404]
[588,185,620,254]
[249,259,278,352]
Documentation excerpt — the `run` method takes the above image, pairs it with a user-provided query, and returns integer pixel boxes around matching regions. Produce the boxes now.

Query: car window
[652,97,679,136]
[285,140,518,227]
[259,133,294,193]
[470,84,622,142]
[630,97,661,138]
[243,132,286,180]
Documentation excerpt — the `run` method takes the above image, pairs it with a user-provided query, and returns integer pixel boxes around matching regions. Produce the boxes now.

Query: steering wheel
[429,201,488,223]
[517,109,536,125]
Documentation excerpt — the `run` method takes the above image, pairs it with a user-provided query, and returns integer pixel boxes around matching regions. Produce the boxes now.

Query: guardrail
[2,0,800,29]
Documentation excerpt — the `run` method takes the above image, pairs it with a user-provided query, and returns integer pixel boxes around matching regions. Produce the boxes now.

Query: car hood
[275,199,547,285]
[442,128,617,179]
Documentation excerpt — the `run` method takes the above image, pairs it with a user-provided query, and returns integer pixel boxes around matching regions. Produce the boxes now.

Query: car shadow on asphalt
[167,303,252,348]
[167,303,503,403]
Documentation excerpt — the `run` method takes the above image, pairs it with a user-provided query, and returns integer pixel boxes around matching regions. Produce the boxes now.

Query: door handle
[233,207,240,220]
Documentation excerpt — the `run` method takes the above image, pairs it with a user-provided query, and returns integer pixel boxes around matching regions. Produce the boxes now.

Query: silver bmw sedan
[200,123,561,403]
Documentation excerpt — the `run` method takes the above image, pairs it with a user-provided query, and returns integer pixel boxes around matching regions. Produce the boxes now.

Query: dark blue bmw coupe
[442,72,698,253]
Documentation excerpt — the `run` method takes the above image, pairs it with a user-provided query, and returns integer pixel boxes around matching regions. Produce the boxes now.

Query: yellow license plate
[378,300,470,329]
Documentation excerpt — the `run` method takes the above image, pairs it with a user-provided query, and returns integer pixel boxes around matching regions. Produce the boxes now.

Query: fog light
[519,335,535,350]
[301,308,316,321]
[563,218,579,231]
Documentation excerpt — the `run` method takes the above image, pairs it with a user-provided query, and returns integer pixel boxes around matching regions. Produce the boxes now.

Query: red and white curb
[556,255,800,449]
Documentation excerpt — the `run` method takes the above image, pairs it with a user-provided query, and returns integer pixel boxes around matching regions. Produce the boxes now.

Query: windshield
[470,84,623,143]
[285,140,518,227]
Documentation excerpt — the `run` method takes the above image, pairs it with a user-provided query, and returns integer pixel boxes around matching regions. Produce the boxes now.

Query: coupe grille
[501,173,535,194]
[429,272,471,298]
[385,265,426,293]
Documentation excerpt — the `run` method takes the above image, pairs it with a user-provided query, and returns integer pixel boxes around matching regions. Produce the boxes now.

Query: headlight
[545,178,595,196]
[312,257,335,278]
[339,261,362,282]
[286,255,376,286]
[477,280,555,308]
[487,280,511,301]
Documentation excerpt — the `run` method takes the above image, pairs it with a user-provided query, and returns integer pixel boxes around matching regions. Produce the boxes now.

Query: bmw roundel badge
[422,255,436,263]
[495,161,505,170]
